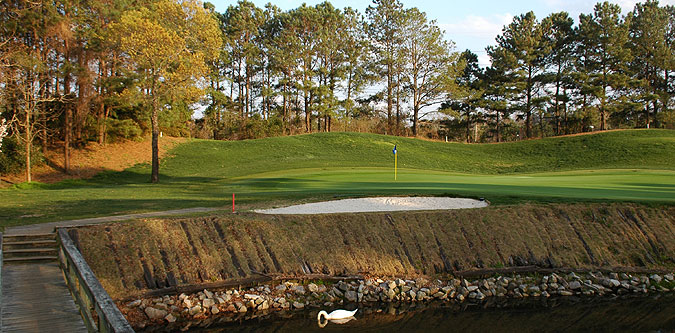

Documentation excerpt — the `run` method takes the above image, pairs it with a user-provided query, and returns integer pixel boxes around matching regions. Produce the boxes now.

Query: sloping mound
[72,203,675,299]
[255,197,488,214]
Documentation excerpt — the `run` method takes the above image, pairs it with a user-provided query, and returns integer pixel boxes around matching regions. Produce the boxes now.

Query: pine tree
[541,12,575,135]
[366,0,405,133]
[577,2,632,131]
[630,0,670,127]
[489,12,550,138]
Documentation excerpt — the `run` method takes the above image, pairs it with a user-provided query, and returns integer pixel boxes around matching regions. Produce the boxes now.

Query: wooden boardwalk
[1,263,86,333]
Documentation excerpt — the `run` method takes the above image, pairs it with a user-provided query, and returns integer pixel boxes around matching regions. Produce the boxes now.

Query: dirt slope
[70,203,675,299]
[2,136,186,184]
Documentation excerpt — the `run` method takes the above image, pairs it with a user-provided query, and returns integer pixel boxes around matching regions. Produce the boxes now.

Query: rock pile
[122,271,675,329]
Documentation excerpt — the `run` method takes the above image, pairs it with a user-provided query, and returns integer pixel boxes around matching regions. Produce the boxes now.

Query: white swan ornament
[317,308,358,321]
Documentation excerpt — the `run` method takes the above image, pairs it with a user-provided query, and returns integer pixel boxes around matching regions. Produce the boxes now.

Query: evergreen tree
[577,2,632,131]
[489,12,550,139]
[541,12,575,135]
[630,0,670,127]
[441,50,484,143]
[366,0,404,133]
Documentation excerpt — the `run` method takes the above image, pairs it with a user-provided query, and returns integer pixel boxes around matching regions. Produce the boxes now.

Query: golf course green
[1,129,673,229]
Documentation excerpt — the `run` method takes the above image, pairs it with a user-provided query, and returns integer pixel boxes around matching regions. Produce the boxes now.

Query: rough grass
[72,203,675,299]
[1,129,674,228]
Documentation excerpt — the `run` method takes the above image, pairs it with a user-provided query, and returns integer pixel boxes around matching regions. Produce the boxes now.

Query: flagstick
[395,151,397,181]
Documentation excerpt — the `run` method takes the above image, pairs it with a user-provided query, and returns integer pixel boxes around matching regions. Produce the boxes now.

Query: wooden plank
[1,263,87,333]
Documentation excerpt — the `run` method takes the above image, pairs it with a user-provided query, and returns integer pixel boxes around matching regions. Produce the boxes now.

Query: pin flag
[393,144,397,181]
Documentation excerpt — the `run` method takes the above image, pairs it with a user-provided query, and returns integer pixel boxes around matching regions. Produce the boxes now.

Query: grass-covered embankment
[1,129,674,228]
[72,203,675,299]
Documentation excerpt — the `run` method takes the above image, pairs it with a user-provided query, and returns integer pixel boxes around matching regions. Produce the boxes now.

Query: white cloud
[544,0,675,16]
[439,13,513,66]
[440,13,513,40]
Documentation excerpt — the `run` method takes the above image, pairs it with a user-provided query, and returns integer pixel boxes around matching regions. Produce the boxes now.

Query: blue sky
[209,0,675,66]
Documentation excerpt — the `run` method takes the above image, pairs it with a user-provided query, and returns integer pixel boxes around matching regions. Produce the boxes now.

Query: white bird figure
[317,308,358,321]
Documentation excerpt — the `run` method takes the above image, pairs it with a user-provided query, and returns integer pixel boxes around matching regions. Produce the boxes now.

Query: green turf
[1,129,674,229]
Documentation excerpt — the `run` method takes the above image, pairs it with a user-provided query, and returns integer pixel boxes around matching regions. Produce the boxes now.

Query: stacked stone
[126,272,675,327]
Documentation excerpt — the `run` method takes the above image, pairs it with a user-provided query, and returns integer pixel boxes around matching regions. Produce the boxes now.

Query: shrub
[106,118,142,142]
[0,137,44,176]
[0,136,24,175]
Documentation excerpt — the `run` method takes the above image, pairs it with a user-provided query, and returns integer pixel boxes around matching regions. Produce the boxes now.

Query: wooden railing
[1,231,3,329]
[56,228,134,333]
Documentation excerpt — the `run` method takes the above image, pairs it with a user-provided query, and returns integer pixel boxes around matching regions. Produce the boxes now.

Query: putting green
[233,168,675,203]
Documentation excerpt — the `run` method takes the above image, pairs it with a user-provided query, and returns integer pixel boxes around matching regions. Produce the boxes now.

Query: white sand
[255,197,488,215]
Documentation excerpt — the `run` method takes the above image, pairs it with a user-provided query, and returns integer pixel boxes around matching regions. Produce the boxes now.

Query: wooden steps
[2,233,58,264]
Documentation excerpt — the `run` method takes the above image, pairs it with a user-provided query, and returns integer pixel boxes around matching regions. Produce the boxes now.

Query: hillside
[1,129,673,227]
[1,136,185,185]
[158,129,675,180]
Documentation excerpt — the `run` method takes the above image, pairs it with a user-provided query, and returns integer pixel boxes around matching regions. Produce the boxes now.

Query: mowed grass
[1,129,674,229]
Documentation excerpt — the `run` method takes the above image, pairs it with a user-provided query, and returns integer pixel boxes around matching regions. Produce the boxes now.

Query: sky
[209,0,675,66]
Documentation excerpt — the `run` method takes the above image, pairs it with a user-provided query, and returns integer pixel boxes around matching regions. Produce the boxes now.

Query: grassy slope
[1,129,674,228]
[74,204,675,299]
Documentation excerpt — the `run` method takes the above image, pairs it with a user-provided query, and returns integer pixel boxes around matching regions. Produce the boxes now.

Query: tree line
[1,0,674,182]
[447,1,675,142]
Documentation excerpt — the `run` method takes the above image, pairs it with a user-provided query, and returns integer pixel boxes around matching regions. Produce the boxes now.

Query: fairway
[1,130,674,229]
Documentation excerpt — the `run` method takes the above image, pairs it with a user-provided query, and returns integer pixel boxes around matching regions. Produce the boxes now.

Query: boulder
[126,300,142,308]
[144,307,168,320]
[189,305,202,316]
[308,283,319,293]
[650,274,663,284]
[345,290,358,302]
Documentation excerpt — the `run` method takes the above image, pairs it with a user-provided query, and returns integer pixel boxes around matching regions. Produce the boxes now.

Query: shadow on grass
[12,170,223,190]
[0,198,223,228]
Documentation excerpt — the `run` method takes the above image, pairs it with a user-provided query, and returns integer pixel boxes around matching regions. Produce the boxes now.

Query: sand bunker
[255,197,488,214]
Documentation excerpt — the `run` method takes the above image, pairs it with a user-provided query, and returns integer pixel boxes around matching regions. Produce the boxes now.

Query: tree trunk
[496,110,501,143]
[304,89,310,133]
[64,72,71,174]
[25,100,32,183]
[150,76,160,183]
[395,71,401,135]
[554,63,561,136]
[412,103,419,136]
[412,73,419,136]
[563,90,569,135]
[41,76,49,155]
[387,62,393,132]
[525,65,532,139]
[601,71,607,131]
[97,57,106,144]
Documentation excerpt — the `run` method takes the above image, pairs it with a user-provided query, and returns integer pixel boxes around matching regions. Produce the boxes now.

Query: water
[146,294,675,332]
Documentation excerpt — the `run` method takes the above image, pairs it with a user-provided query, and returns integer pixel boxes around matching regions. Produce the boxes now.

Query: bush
[0,137,44,176]
[0,137,24,175]
[106,118,142,142]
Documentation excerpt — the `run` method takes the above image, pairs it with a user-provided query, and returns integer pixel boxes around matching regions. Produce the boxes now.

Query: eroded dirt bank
[70,203,675,299]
